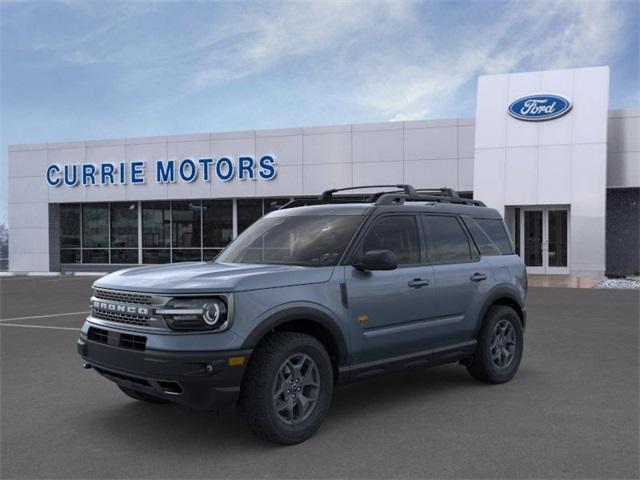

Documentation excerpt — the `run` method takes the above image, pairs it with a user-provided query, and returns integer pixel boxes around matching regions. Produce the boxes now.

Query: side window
[476,218,514,254]
[423,215,472,263]
[361,216,420,265]
[463,217,501,256]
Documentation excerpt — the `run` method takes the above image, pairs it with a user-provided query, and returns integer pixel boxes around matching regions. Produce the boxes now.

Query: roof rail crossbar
[319,184,416,203]
[279,184,485,209]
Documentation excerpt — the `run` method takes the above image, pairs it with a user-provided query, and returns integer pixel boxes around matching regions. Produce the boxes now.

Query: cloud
[2,0,632,121]
[188,1,414,90]
[350,0,626,121]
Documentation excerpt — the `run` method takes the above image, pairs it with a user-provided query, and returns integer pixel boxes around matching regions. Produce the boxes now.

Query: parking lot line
[0,311,88,323]
[0,323,79,331]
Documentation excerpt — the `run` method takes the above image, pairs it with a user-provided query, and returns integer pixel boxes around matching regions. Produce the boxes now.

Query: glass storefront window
[82,204,109,248]
[60,249,81,264]
[172,201,202,248]
[60,204,81,248]
[142,249,170,264]
[111,249,138,264]
[143,202,171,248]
[203,200,233,248]
[111,203,138,248]
[83,249,109,264]
[59,197,306,266]
[238,199,263,234]
[172,249,202,262]
[203,249,223,261]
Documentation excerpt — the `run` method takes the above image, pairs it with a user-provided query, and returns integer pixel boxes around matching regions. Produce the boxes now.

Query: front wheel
[238,332,333,445]
[466,306,523,384]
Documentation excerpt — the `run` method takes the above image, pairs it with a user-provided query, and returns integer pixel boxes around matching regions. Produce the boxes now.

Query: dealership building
[7,66,640,276]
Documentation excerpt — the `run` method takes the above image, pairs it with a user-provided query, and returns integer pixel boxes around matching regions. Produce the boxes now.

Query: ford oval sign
[508,94,572,121]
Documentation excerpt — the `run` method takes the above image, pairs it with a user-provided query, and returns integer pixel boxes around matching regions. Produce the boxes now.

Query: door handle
[408,278,430,288]
[470,272,488,282]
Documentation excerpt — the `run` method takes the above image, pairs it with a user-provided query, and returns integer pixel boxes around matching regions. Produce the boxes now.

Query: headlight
[158,297,229,331]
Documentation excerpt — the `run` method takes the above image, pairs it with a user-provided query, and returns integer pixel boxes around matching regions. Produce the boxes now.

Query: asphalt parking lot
[1,276,638,479]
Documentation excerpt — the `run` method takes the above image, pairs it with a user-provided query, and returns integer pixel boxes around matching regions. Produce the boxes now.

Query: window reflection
[82,204,109,248]
[142,202,171,248]
[203,200,233,248]
[111,203,138,248]
[237,199,263,234]
[172,201,202,248]
[59,197,296,265]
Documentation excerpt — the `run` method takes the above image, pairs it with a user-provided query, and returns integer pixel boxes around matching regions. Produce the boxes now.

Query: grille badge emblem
[92,301,149,316]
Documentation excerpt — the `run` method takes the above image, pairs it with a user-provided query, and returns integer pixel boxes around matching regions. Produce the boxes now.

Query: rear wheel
[118,385,169,404]
[238,331,333,445]
[466,306,523,384]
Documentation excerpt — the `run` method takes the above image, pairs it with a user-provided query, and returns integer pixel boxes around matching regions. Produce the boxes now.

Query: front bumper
[77,333,252,410]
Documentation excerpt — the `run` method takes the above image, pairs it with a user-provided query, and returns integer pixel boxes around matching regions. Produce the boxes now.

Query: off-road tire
[238,331,333,445]
[466,305,523,384]
[118,385,169,404]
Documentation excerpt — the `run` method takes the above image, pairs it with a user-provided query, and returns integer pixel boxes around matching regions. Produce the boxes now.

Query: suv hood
[93,262,335,294]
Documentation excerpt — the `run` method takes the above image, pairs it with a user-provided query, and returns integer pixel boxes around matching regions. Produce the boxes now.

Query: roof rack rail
[319,184,417,203]
[279,184,485,209]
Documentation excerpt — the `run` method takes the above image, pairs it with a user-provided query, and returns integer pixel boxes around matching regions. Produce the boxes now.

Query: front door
[344,214,438,364]
[519,207,569,274]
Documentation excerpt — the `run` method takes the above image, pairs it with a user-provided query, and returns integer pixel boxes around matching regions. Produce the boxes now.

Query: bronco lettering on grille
[93,301,149,316]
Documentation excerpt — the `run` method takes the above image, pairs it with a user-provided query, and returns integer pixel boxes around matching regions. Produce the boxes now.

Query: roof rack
[280,184,485,209]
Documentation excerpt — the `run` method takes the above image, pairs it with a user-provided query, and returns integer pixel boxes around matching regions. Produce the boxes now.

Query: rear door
[345,214,438,364]
[421,214,492,346]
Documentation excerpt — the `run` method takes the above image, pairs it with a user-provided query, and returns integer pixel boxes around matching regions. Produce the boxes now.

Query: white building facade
[7,66,640,276]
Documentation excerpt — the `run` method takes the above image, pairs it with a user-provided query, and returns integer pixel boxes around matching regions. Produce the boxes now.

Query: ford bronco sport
[77,185,527,445]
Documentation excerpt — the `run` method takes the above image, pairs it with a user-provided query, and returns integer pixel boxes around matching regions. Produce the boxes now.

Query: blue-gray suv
[77,185,527,444]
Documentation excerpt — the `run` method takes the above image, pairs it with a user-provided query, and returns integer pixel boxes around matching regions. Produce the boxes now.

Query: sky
[1,0,638,226]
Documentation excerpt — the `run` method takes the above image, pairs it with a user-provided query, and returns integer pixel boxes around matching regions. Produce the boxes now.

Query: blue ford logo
[508,94,572,121]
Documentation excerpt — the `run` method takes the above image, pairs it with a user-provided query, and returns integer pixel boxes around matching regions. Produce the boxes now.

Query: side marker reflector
[228,356,245,366]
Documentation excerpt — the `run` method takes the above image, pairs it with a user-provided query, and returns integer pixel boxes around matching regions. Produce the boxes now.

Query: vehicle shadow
[83,363,487,451]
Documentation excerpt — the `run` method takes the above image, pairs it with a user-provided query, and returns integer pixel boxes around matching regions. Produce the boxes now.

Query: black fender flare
[474,285,526,336]
[240,306,349,366]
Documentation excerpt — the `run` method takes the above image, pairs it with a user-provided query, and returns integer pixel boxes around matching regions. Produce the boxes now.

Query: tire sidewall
[261,335,333,443]
[479,307,524,383]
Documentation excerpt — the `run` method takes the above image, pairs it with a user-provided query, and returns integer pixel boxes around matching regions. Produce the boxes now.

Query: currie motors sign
[508,94,572,121]
[45,155,277,187]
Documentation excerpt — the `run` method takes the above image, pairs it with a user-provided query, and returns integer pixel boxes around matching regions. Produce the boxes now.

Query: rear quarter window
[474,218,514,255]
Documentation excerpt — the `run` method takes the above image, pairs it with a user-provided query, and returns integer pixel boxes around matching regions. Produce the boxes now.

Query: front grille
[94,289,152,305]
[92,309,151,327]
[120,333,146,351]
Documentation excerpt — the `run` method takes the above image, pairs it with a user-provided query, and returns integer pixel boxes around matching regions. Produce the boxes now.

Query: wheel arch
[476,286,526,335]
[241,307,349,378]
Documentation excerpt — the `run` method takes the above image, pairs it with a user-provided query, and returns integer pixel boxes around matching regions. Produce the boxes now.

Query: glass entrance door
[519,207,569,274]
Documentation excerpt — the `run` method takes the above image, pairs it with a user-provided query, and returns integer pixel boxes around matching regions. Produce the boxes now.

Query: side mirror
[353,249,398,271]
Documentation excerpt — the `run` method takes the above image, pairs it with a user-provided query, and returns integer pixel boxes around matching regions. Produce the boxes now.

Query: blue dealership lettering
[119,161,127,184]
[215,157,234,182]
[45,155,276,187]
[179,159,197,182]
[101,163,116,185]
[198,158,213,181]
[130,161,145,184]
[238,157,255,180]
[508,94,572,121]
[258,155,276,180]
[64,164,79,186]
[46,164,61,187]
[156,160,175,183]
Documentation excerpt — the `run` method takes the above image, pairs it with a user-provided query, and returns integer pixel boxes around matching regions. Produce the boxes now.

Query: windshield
[216,214,363,266]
